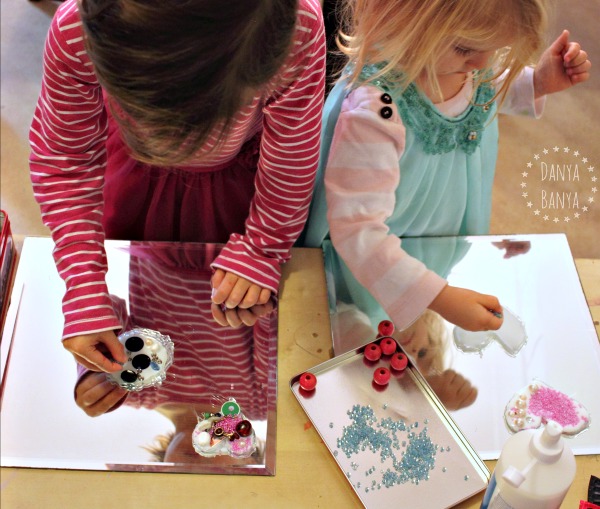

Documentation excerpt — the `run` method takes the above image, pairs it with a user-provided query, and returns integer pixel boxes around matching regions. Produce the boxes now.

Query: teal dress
[302,64,499,328]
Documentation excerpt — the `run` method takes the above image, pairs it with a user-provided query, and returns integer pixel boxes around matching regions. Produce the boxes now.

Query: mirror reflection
[1,239,277,474]
[325,233,600,459]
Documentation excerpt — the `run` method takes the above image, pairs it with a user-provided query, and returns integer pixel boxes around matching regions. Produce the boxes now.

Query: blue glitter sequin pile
[337,404,441,490]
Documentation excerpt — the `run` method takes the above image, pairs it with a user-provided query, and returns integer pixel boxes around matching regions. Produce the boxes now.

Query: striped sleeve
[325,86,447,329]
[29,0,121,339]
[210,0,326,293]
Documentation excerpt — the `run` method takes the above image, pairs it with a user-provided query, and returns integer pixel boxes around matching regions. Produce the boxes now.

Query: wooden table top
[1,247,598,508]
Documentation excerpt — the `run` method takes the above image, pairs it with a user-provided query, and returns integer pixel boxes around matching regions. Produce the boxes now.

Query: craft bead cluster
[192,399,257,458]
[335,404,454,492]
[367,320,408,385]
[298,320,409,391]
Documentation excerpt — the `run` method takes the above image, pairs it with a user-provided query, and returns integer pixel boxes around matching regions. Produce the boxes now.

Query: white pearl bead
[196,432,211,447]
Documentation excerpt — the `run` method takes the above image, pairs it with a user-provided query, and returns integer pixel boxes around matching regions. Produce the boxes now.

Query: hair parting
[79,0,298,165]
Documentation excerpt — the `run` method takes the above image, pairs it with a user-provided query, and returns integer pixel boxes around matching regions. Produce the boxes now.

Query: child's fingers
[237,308,260,327]
[72,353,99,372]
[211,303,245,328]
[550,29,570,56]
[238,284,262,309]
[257,288,272,305]
[64,335,124,372]
[226,278,253,308]
[457,383,478,409]
[211,271,246,306]
[566,57,591,75]
[569,71,591,85]
[80,378,115,405]
[211,269,233,304]
[562,41,581,64]
[481,310,503,331]
[476,294,503,330]
[81,382,127,417]
[211,303,229,326]
[224,309,243,328]
[86,349,123,372]
[75,372,104,393]
[239,286,271,309]
[210,269,226,295]
[479,293,502,315]
[103,334,128,364]
[212,273,263,309]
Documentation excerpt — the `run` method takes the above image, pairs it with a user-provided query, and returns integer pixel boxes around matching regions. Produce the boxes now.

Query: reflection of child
[73,244,275,462]
[303,0,591,334]
[29,0,325,373]
[492,240,532,259]
[332,306,477,410]
[394,310,477,411]
[395,310,449,374]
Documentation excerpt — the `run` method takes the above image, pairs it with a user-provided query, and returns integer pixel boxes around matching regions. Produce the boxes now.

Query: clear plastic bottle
[480,421,576,509]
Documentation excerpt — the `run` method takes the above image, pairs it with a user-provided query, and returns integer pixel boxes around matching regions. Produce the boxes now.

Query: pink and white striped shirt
[76,245,275,418]
[29,0,326,339]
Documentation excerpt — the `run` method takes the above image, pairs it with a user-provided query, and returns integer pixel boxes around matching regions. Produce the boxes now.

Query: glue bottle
[480,421,576,509]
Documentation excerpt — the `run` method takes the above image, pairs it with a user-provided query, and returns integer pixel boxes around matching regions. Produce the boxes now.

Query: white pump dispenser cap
[531,421,564,461]
[501,421,564,488]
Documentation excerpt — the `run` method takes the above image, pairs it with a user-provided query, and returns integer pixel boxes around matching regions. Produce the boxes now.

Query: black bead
[380,93,392,104]
[125,336,144,352]
[132,354,151,370]
[121,370,138,383]
[380,106,393,119]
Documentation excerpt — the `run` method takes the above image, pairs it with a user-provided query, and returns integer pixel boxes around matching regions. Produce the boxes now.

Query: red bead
[379,337,397,355]
[299,372,317,391]
[373,367,391,385]
[364,343,382,361]
[378,320,395,337]
[390,352,408,371]
[236,419,253,437]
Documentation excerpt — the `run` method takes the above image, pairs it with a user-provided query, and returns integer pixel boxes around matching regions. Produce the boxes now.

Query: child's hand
[534,30,591,98]
[425,370,478,411]
[63,330,127,373]
[429,285,503,332]
[492,239,531,259]
[211,269,271,309]
[211,299,275,328]
[75,372,128,417]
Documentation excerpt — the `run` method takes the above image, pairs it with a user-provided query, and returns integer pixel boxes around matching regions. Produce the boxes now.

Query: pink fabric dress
[103,113,261,244]
[29,0,325,339]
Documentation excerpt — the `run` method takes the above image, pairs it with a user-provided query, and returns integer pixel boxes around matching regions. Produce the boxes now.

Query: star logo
[518,146,595,224]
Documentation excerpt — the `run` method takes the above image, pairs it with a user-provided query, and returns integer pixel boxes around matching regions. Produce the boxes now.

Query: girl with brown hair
[29,0,326,372]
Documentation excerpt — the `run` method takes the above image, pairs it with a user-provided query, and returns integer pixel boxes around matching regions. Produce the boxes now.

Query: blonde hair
[143,430,176,462]
[419,309,450,374]
[337,0,549,103]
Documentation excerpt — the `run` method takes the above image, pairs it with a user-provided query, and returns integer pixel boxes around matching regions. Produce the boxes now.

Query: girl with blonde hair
[303,0,590,333]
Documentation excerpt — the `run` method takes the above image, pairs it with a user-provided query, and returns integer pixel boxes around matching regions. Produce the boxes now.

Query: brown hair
[336,0,548,103]
[79,0,298,165]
